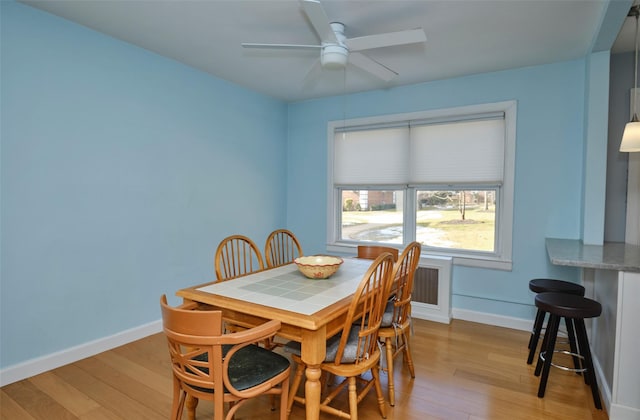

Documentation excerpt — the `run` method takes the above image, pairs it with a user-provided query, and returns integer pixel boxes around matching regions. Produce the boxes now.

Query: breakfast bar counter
[546,238,640,272]
[545,238,640,420]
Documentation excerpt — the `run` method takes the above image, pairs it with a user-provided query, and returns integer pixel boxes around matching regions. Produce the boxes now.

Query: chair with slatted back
[357,244,399,262]
[160,295,291,420]
[214,234,265,281]
[377,241,421,406]
[264,229,303,268]
[284,253,396,420]
[214,234,271,344]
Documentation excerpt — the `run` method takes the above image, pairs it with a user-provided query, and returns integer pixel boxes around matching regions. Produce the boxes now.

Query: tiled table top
[197,257,372,315]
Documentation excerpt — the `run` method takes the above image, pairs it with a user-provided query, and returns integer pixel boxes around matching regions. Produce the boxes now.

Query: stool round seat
[533,292,603,409]
[529,278,585,295]
[535,293,601,319]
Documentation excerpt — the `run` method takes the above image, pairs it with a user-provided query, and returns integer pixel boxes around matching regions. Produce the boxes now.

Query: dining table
[175,256,374,420]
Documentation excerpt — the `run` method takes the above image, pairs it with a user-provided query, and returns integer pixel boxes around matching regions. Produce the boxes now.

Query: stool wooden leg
[527,309,546,364]
[537,314,560,398]
[534,313,554,377]
[575,319,602,409]
[564,317,582,374]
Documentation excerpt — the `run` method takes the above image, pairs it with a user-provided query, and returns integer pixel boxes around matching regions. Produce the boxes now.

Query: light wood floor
[1,318,608,420]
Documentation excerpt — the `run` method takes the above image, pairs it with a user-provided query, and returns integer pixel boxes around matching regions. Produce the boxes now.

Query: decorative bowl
[294,255,344,279]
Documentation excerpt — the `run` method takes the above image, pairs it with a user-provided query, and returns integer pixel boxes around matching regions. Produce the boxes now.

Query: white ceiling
[20,0,632,102]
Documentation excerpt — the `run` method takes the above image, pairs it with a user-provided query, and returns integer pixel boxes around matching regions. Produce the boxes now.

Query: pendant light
[621,5,640,152]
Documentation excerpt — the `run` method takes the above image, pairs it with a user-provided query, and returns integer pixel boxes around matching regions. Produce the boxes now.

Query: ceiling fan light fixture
[321,44,348,69]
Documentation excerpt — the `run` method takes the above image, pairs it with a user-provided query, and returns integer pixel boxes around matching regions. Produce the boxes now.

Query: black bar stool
[527,279,585,365]
[533,292,602,409]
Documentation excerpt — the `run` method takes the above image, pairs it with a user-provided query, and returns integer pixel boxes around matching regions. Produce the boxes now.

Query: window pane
[416,190,496,252]
[341,190,403,244]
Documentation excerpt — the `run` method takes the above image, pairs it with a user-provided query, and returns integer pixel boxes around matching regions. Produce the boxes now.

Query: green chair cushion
[187,344,289,393]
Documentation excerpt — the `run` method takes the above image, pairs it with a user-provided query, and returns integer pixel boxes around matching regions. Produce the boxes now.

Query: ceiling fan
[241,0,427,82]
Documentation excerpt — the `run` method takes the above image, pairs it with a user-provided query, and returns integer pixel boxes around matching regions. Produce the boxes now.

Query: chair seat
[380,299,395,327]
[190,345,291,392]
[284,327,362,363]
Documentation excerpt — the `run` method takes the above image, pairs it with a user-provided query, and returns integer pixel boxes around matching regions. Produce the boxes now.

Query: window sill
[326,243,512,271]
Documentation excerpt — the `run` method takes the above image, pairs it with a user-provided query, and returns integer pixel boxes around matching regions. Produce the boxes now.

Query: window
[416,189,496,252]
[341,189,404,243]
[327,101,516,270]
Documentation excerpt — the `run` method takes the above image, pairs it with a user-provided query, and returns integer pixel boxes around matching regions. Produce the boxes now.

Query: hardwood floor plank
[0,389,36,420]
[93,350,172,398]
[111,333,171,373]
[0,318,609,420]
[53,364,164,420]
[1,380,75,419]
[27,371,101,417]
[78,407,125,420]
[73,356,172,417]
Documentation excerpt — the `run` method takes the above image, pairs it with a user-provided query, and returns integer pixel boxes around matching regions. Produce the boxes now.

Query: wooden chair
[160,295,291,420]
[377,241,422,406]
[357,244,399,262]
[214,234,264,281]
[264,229,303,268]
[285,253,396,419]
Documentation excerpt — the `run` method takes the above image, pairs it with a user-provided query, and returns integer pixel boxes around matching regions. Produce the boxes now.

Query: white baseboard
[452,308,533,332]
[0,320,162,387]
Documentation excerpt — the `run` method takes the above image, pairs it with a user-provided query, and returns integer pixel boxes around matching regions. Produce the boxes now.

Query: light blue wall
[0,2,287,368]
[582,51,610,245]
[287,61,589,319]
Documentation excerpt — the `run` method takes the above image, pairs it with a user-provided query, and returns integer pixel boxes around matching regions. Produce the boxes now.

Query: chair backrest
[356,245,399,262]
[160,295,225,404]
[332,253,395,366]
[264,229,303,268]
[215,235,265,281]
[387,242,422,327]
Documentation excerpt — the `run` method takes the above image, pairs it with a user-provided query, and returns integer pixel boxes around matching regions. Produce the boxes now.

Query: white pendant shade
[621,121,640,152]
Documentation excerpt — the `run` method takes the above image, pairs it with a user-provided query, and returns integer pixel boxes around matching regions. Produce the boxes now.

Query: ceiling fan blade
[349,52,398,82]
[301,0,338,44]
[241,43,321,50]
[302,58,323,91]
[345,28,426,52]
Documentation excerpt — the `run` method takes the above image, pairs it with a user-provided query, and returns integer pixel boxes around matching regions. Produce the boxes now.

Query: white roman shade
[334,126,409,184]
[409,118,505,184]
[334,114,505,185]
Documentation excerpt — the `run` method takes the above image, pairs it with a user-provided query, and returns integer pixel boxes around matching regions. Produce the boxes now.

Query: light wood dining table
[176,257,374,420]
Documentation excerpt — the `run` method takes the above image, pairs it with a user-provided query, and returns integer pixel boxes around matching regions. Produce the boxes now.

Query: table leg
[304,364,322,419]
[301,326,326,420]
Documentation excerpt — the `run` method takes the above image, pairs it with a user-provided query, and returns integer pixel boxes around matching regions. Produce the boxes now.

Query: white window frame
[326,101,516,271]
